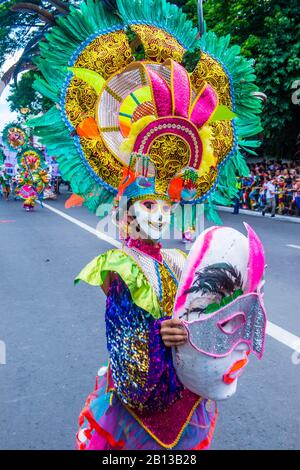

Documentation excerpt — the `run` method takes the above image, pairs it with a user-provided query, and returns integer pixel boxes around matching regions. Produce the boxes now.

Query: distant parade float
[2,122,27,152]
[0,120,57,208]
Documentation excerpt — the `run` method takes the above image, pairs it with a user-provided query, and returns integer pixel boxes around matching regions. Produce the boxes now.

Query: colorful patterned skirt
[76,369,217,451]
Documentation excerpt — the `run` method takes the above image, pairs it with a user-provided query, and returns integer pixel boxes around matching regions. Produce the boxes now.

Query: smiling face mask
[172,223,267,401]
[129,198,171,240]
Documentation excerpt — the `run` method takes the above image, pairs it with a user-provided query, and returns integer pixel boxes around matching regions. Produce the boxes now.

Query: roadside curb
[217,206,300,224]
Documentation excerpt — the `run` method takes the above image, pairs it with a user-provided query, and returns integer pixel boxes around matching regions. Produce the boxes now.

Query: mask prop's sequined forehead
[184,291,267,359]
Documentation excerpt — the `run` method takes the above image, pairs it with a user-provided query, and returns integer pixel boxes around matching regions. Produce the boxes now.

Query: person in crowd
[277,177,285,215]
[233,160,300,217]
[233,176,242,214]
[293,177,300,215]
[262,176,276,217]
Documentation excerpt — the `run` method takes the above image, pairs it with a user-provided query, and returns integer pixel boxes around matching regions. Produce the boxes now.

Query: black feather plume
[184,263,243,298]
[100,0,118,11]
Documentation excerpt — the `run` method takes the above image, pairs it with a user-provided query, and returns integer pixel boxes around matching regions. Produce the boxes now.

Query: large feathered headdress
[28,0,263,219]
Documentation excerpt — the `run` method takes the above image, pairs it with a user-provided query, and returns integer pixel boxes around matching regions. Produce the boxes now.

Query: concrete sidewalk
[217,205,300,224]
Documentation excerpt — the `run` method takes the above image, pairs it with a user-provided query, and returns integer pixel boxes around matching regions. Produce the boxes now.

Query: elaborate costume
[28,0,262,219]
[0,167,11,200]
[28,0,266,450]
[2,123,27,152]
[17,148,48,211]
[75,242,217,450]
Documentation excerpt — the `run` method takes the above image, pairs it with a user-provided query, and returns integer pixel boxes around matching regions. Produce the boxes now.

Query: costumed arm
[105,276,183,412]
[75,250,183,412]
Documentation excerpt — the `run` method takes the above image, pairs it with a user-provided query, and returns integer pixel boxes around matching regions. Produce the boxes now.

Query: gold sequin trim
[149,134,190,195]
[129,194,170,204]
[159,263,178,317]
[131,24,186,64]
[195,165,218,199]
[125,397,203,449]
[100,126,120,132]
[80,137,123,189]
[191,52,232,107]
[65,77,97,128]
[104,85,122,103]
[139,66,147,86]
[74,30,133,80]
[64,30,134,187]
[191,52,235,166]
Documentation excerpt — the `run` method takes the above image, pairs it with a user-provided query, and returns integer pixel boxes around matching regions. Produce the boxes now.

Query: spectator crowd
[234,160,300,217]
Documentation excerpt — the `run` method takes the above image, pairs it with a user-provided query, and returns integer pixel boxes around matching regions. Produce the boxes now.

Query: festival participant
[76,164,218,450]
[18,149,49,211]
[74,167,266,450]
[28,0,265,450]
[0,168,11,200]
[43,166,57,200]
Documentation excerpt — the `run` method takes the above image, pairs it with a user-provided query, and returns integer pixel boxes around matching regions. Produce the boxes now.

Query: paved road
[0,194,299,450]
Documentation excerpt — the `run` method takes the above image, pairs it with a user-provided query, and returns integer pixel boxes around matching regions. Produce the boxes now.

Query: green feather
[27,107,115,213]
[211,105,237,122]
[68,67,105,94]
[28,0,123,213]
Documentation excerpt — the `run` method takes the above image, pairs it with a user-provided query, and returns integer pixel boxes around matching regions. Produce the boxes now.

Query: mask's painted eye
[141,200,156,211]
[218,313,246,334]
[162,203,171,213]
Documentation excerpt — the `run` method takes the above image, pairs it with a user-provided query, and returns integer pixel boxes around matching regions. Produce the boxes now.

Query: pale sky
[0,51,23,132]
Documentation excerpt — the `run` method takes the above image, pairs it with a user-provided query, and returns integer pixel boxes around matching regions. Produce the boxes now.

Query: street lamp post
[197,0,205,37]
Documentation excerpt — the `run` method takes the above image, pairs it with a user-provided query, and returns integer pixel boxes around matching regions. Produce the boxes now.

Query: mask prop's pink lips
[223,354,249,385]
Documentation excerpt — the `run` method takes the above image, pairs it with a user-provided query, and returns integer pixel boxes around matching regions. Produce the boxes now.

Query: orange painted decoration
[65,194,84,208]
[168,177,184,201]
[76,117,100,139]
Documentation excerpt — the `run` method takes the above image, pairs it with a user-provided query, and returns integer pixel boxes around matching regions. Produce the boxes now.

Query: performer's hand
[160,319,188,347]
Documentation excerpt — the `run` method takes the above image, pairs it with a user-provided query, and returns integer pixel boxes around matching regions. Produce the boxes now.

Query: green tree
[1,1,299,157]
[201,0,300,159]
[7,69,52,114]
[0,1,78,94]
[0,1,68,69]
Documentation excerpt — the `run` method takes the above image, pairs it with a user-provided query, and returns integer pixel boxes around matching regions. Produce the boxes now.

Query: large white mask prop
[172,223,267,401]
[129,199,171,240]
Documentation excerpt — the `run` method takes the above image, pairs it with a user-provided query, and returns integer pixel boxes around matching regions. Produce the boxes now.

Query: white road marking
[287,244,300,250]
[267,322,300,351]
[42,202,121,248]
[43,202,300,353]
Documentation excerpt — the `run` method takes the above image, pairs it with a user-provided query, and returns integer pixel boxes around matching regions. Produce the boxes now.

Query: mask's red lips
[223,355,249,385]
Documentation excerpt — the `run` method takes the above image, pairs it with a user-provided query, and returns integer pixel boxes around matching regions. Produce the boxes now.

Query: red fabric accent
[118,168,136,199]
[77,440,85,451]
[192,409,218,450]
[82,408,126,450]
[125,237,163,263]
[168,177,184,202]
[84,429,92,440]
[134,389,200,447]
[106,365,115,392]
